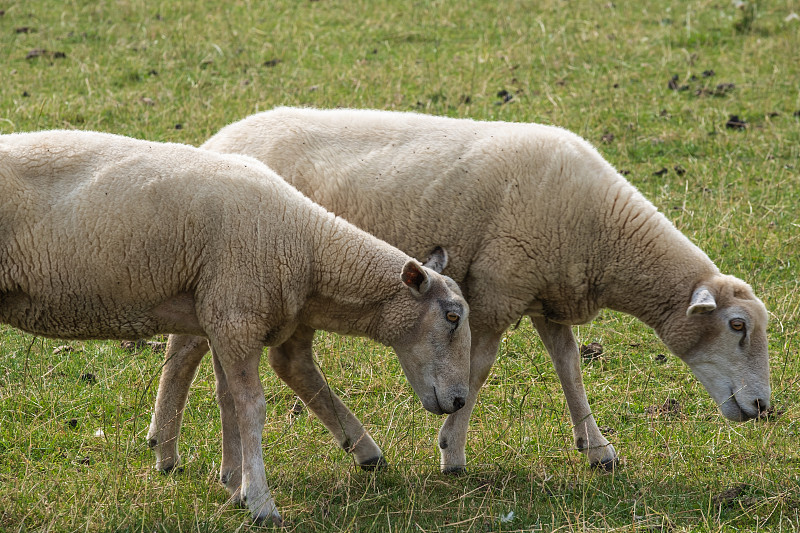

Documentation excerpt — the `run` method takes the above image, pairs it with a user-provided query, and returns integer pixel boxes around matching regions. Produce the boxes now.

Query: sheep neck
[302,215,409,344]
[585,178,719,340]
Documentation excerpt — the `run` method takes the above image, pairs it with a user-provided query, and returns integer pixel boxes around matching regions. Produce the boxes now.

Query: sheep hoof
[441,465,467,476]
[158,464,184,475]
[590,457,618,472]
[359,456,387,471]
[253,513,285,528]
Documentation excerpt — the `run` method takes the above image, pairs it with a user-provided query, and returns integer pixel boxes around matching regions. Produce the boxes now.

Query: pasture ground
[1,1,799,531]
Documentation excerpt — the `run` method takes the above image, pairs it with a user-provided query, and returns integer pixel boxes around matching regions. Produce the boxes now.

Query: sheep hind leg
[147,334,210,473]
[268,325,385,469]
[210,336,282,526]
[438,328,503,474]
[531,316,618,470]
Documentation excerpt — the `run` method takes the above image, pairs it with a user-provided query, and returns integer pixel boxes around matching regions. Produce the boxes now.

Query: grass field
[1,0,799,531]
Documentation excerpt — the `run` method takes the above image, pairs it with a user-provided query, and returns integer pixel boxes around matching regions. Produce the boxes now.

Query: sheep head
[392,247,471,416]
[669,275,771,421]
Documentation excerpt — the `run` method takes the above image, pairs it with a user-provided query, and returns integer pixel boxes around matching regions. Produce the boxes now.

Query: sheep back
[202,108,718,332]
[0,130,318,341]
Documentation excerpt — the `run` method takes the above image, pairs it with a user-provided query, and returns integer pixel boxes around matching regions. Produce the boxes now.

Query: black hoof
[590,457,618,472]
[252,513,285,527]
[253,514,291,528]
[359,456,388,471]
[159,464,184,475]
[442,465,467,476]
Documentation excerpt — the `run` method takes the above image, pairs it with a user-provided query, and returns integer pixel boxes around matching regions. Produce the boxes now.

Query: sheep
[0,129,473,525]
[151,106,771,475]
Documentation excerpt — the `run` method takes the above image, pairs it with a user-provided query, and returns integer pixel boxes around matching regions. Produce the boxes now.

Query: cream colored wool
[0,130,472,524]
[156,107,770,474]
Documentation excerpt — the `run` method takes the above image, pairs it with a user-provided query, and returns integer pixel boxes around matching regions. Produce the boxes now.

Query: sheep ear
[687,287,717,317]
[422,246,448,274]
[402,260,431,296]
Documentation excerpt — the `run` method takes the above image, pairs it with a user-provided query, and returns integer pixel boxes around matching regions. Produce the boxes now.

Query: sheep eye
[446,312,460,324]
[729,319,746,332]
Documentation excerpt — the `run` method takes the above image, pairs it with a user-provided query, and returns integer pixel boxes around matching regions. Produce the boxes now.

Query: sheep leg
[212,349,243,495]
[147,334,210,472]
[210,336,282,526]
[531,316,618,470]
[438,328,503,474]
[268,325,385,468]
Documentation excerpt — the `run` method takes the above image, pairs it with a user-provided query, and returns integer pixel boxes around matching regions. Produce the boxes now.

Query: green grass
[1,0,799,531]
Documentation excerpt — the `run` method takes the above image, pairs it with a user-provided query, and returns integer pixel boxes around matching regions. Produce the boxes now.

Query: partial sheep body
[0,130,472,524]
[153,107,770,474]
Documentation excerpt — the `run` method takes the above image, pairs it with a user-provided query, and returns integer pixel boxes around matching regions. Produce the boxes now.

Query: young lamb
[152,106,771,475]
[0,129,472,525]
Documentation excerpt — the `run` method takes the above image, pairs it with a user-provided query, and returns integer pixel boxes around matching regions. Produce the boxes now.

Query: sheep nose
[452,396,465,411]
[754,398,770,415]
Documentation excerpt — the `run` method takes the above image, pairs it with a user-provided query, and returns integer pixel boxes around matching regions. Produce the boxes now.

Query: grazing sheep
[152,107,771,475]
[0,129,472,525]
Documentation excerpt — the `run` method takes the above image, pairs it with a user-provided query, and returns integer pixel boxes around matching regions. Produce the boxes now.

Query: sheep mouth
[722,390,757,422]
[421,387,445,416]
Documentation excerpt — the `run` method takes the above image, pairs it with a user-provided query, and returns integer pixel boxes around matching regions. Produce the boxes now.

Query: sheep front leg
[148,334,210,472]
[438,328,503,474]
[212,350,243,495]
[211,337,282,526]
[531,316,618,470]
[268,325,385,468]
